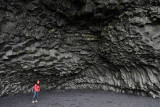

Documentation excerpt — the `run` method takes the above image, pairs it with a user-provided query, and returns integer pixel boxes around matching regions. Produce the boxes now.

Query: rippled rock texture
[1,0,160,98]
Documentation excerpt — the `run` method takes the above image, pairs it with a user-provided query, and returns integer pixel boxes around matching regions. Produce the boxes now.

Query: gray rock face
[1,0,160,98]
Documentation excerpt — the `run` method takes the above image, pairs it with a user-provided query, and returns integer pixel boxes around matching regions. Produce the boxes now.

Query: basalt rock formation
[1,0,160,98]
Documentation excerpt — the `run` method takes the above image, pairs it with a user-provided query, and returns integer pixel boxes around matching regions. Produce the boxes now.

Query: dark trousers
[32,91,38,101]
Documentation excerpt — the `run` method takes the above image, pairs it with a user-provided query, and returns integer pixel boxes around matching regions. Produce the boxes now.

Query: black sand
[0,90,160,107]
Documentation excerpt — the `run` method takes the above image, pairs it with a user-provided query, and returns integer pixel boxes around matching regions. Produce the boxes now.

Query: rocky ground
[0,89,160,107]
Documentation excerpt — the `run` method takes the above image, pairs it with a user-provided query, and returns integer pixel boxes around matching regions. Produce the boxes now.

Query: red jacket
[34,84,40,92]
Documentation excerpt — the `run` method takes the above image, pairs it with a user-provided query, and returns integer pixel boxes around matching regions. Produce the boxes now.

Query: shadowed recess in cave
[1,0,160,98]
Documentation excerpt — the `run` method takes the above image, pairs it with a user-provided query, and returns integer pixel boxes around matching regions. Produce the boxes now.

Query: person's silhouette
[32,80,40,103]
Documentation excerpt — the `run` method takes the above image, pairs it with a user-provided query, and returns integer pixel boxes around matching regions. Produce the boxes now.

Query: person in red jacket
[32,80,40,103]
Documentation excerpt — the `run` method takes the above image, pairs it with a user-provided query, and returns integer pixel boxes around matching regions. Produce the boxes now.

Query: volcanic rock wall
[1,0,160,98]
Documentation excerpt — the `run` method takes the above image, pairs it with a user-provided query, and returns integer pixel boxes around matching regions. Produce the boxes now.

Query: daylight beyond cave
[1,0,160,98]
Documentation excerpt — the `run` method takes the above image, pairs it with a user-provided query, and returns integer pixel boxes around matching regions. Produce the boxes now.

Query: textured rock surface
[1,0,160,98]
